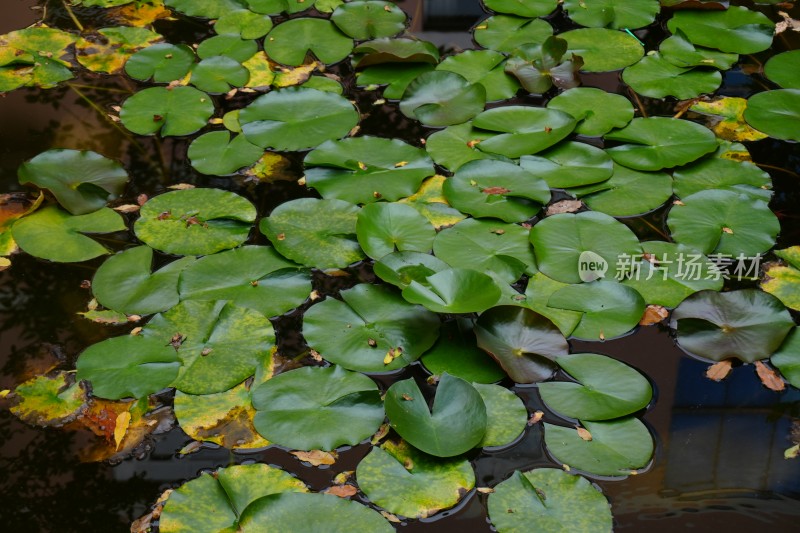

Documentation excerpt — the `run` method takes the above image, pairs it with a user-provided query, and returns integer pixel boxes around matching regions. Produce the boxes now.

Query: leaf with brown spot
[706,360,733,381]
[481,186,511,195]
[755,360,785,392]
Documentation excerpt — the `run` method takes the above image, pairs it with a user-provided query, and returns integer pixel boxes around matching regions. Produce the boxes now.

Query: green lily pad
[623,53,721,99]
[76,26,163,75]
[12,206,125,263]
[605,117,717,171]
[547,88,634,138]
[762,247,800,311]
[659,30,739,70]
[402,268,502,314]
[9,372,86,427]
[545,417,654,476]
[539,353,652,420]
[504,36,583,95]
[472,106,577,158]
[385,373,487,457]
[743,89,800,142]
[421,319,506,384]
[124,43,195,83]
[560,28,644,72]
[264,18,352,66]
[400,71,486,127]
[563,0,658,29]
[547,282,646,341]
[300,75,343,94]
[472,15,553,53]
[18,149,129,216]
[529,211,642,284]
[165,0,248,18]
[190,56,250,93]
[373,250,450,290]
[399,175,469,229]
[523,272,583,337]
[304,136,434,204]
[484,0,557,17]
[215,9,274,39]
[197,35,258,62]
[134,188,256,256]
[259,197,364,270]
[120,86,215,137]
[239,88,359,151]
[357,439,475,518]
[159,464,308,533]
[672,156,771,201]
[352,38,440,68]
[520,141,613,189]
[436,50,520,102]
[356,202,435,259]
[303,283,440,372]
[669,289,794,363]
[425,123,510,172]
[771,328,800,389]
[474,306,569,383]
[356,63,436,99]
[567,164,673,217]
[764,50,800,89]
[474,383,527,447]
[488,469,612,533]
[76,334,181,400]
[667,6,775,54]
[666,190,779,256]
[252,365,384,450]
[188,131,263,176]
[331,1,407,40]
[443,160,550,222]
[179,245,311,318]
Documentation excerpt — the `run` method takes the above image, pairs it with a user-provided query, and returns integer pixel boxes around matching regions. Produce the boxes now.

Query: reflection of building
[399,0,484,49]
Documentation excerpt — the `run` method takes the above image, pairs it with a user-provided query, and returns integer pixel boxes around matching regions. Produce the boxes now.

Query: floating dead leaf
[273,61,320,88]
[706,359,733,381]
[110,2,173,27]
[371,423,390,445]
[167,183,195,190]
[380,511,402,523]
[755,360,785,392]
[131,489,171,533]
[776,11,800,34]
[324,484,358,498]
[310,348,323,362]
[291,449,338,466]
[546,199,583,216]
[244,152,296,183]
[528,411,544,426]
[477,487,495,494]
[785,444,800,459]
[333,471,354,484]
[114,411,132,450]
[690,97,768,142]
[639,305,669,326]
[113,204,141,214]
[178,440,204,456]
[576,427,593,441]
[384,346,403,365]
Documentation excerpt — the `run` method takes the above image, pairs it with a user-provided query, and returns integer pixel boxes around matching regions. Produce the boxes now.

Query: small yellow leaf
[528,411,544,426]
[0,389,10,398]
[0,257,10,271]
[114,411,132,451]
[785,444,800,459]
[476,487,495,494]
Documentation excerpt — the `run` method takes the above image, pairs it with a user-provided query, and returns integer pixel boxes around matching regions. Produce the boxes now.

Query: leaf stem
[629,90,649,118]
[66,83,148,154]
[61,0,84,32]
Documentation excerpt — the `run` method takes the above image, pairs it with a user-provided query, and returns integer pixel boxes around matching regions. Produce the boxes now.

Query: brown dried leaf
[706,360,733,381]
[481,186,511,195]
[639,305,669,326]
[776,11,800,34]
[755,360,785,392]
[528,411,544,426]
[290,449,338,466]
[576,427,593,441]
[113,204,140,213]
[371,423,390,445]
[380,511,402,523]
[324,484,358,498]
[167,183,195,190]
[546,199,583,216]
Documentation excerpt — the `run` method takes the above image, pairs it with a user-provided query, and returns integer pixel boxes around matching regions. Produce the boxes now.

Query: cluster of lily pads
[1,0,800,531]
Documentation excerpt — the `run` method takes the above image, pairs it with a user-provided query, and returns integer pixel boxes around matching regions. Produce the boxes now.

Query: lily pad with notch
[401,268,503,314]
[659,30,739,70]
[264,18,353,66]
[421,318,507,384]
[124,43,195,83]
[190,56,250,93]
[471,106,577,158]
[523,272,583,337]
[623,53,721,100]
[562,0,659,29]
[331,1,407,40]
[567,163,673,217]
[424,123,511,172]
[400,71,487,127]
[743,89,800,142]
[519,141,613,189]
[119,86,215,137]
[474,383,528,447]
[215,9,274,39]
[666,6,775,54]
[188,131,264,176]
[672,155,771,201]
[472,15,553,53]
[352,38,440,68]
[436,49,520,102]
[547,87,634,136]
[356,202,435,259]
[547,282,646,341]
[373,250,450,290]
[560,28,644,72]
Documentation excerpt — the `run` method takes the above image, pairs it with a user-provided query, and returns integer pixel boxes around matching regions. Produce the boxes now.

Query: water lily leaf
[145,299,275,394]
[252,365,384,450]
[0,27,76,90]
[303,283,439,372]
[548,282,646,340]
[623,53,721,99]
[264,18,352,66]
[385,373,487,457]
[563,0,659,29]
[356,439,475,518]
[667,190,779,256]
[165,0,246,18]
[472,106,577,158]
[567,164,672,217]
[9,372,86,427]
[92,246,194,315]
[761,247,800,311]
[659,30,739,70]
[399,175,468,229]
[544,417,654,476]
[159,464,307,533]
[472,15,553,53]
[771,328,800,389]
[425,123,510,172]
[259,197,364,270]
[539,353,652,420]
[667,6,775,54]
[179,245,311,318]
[690,96,768,142]
[124,43,195,83]
[0,193,42,255]
[356,63,435,99]
[669,289,794,363]
[18,149,129,216]
[400,71,486,127]
[744,89,800,142]
[402,268,502,314]
[246,0,317,14]
[356,202,435,259]
[672,155,771,200]
[190,56,250,93]
[520,142,613,189]
[421,319,506,383]
[620,241,724,308]
[436,49,520,101]
[331,1,407,40]
[484,0,557,17]
[474,306,569,383]
[215,9,274,39]
[76,27,162,74]
[547,87,634,136]
[373,250,449,289]
[238,492,393,532]
[12,206,125,263]
[529,211,642,284]
[76,335,180,400]
[107,1,173,26]
[443,160,550,222]
[239,88,359,150]
[134,188,256,256]
[188,131,263,176]
[605,117,717,171]
[433,218,536,283]
[503,36,583,94]
[474,383,527,447]
[352,38,440,67]
[196,35,257,62]
[120,86,214,137]
[560,28,644,72]
[304,136,434,204]
[523,272,583,337]
[764,50,800,89]
[488,469,612,533]
[300,75,342,94]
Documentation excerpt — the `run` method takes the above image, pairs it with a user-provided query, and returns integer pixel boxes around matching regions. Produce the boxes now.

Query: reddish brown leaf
[706,360,733,382]
[325,485,358,498]
[291,449,338,466]
[481,186,511,195]
[755,361,785,392]
[639,305,669,326]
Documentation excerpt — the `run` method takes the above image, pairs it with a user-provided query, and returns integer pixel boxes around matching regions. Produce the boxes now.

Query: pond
[1,0,800,531]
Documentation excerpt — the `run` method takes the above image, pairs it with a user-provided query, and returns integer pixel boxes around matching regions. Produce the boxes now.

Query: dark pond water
[1,1,800,532]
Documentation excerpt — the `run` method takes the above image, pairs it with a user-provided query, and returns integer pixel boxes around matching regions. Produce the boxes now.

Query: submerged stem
[61,0,84,32]
[67,83,148,154]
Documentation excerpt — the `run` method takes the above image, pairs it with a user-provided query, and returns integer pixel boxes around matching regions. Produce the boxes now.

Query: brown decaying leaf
[113,204,140,213]
[324,484,358,498]
[528,411,544,426]
[776,11,800,34]
[706,360,733,381]
[545,199,583,216]
[290,449,338,466]
[481,186,511,195]
[381,511,402,523]
[755,361,785,392]
[167,183,195,190]
[576,427,593,441]
[639,305,669,326]
[371,423,390,445]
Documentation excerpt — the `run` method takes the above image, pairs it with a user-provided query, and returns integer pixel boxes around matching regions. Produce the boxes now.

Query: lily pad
[9,373,86,427]
[667,6,775,54]
[563,0,658,29]
[124,43,195,83]
[400,71,486,127]
[436,49,520,102]
[120,86,215,137]
[523,272,583,337]
[743,89,800,142]
[402,268,502,314]
[504,36,583,95]
[373,250,450,290]
[484,0,557,17]
[259,198,364,270]
[547,87,634,136]
[303,283,440,372]
[188,131,263,176]
[352,37,440,68]
[76,26,162,74]
[399,175,468,229]
[246,0,318,14]
[421,319,507,384]
[134,188,256,256]
[252,365,384,450]
[356,63,436,99]
[264,18,352,66]
[0,27,75,91]
[165,0,247,18]
[331,1,407,40]
[385,373,487,457]
[567,164,673,217]
[659,30,739,70]
[472,15,553,53]
[190,56,250,93]
[425,123,510,172]
[474,383,527,447]
[519,141,613,189]
[239,88,359,151]
[18,149,129,216]
[669,289,794,363]
[474,306,569,383]
[179,245,311,318]
[215,9,274,39]
[761,247,800,311]
[356,202,435,259]
[472,106,577,158]
[672,156,771,200]
[623,53,721,99]
[356,439,475,518]
[690,97,769,143]
[196,34,258,62]
[560,28,644,72]
[304,136,434,204]
[12,206,125,263]
[771,328,800,389]
[764,50,800,89]
[547,282,646,341]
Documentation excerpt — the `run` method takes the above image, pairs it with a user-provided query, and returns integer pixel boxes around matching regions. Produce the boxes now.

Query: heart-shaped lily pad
[373,250,450,290]
[560,28,644,72]
[190,56,250,93]
[547,87,634,136]
[474,383,527,447]
[672,156,771,201]
[523,272,583,337]
[568,164,672,217]
[764,50,800,89]
[76,26,163,75]
[484,0,558,17]
[421,319,506,384]
[761,247,800,311]
[519,141,613,189]
[357,63,435,99]
[472,15,553,53]
[165,0,248,18]
[331,1,407,40]
[264,18,353,66]
[623,53,722,99]
[196,34,258,62]
[252,365,384,450]
[399,175,468,229]
[425,123,510,172]
[548,282,646,341]
[436,49,520,102]
[124,43,195,83]
[120,86,215,136]
[356,202,435,259]
[659,30,739,70]
[667,6,775,54]
[400,71,487,127]
[245,0,317,15]
[743,89,800,142]
[188,131,264,176]
[472,106,577,158]
[402,268,502,314]
[215,9,274,39]
[352,37,440,67]
[771,328,800,389]
[563,0,658,29]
